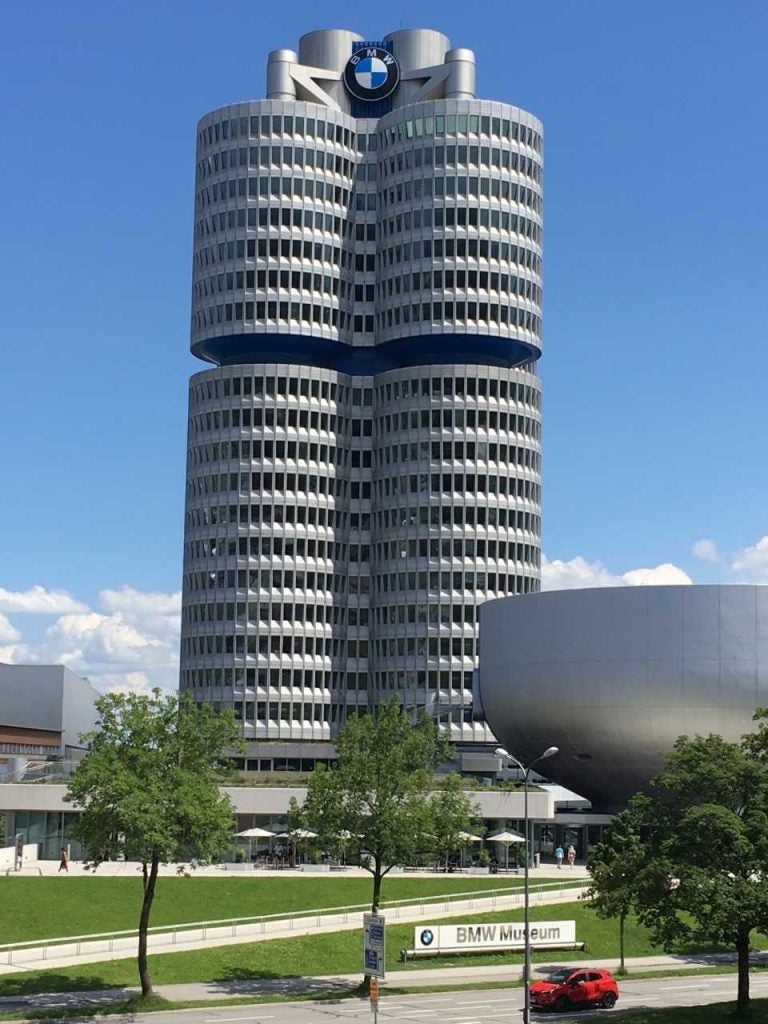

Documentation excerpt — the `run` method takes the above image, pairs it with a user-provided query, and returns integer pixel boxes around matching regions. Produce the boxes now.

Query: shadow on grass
[0,975,136,1008]
[208,965,361,1001]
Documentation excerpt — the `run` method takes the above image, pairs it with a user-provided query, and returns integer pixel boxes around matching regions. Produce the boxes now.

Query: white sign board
[414,920,576,954]
[363,912,386,978]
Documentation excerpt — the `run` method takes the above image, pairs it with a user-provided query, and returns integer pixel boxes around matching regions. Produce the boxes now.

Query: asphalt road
[108,974,768,1024]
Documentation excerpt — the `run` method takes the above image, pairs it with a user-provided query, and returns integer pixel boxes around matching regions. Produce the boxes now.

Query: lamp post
[495,744,559,1024]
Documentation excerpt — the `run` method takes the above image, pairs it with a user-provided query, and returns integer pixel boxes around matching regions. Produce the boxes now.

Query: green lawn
[0,875,578,945]
[0,900,657,997]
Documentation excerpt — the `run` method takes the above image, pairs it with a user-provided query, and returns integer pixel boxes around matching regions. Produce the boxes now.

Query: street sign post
[369,975,379,1018]
[363,911,386,978]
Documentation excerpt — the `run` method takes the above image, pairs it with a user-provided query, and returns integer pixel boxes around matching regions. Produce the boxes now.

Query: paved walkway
[0,950,765,1014]
[0,883,587,975]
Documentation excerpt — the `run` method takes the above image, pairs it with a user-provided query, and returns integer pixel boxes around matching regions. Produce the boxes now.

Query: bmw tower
[180,28,543,769]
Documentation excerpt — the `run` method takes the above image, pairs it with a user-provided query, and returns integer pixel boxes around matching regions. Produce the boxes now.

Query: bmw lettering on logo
[344,46,399,101]
[419,929,434,946]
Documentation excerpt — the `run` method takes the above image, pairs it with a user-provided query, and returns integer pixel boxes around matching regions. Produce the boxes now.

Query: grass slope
[0,875,549,944]
[0,900,655,997]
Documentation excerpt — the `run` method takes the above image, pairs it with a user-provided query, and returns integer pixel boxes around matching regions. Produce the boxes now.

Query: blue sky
[1,0,767,688]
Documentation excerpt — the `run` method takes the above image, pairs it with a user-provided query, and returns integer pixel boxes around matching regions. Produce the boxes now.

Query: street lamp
[495,744,559,1024]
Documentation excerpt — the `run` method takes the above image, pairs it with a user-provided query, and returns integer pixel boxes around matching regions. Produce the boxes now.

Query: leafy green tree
[431,773,480,870]
[589,733,768,1013]
[66,690,239,997]
[297,699,475,911]
[586,808,646,972]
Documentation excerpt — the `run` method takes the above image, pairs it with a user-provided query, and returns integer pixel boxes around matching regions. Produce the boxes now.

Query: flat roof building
[180,29,544,765]
[0,664,100,769]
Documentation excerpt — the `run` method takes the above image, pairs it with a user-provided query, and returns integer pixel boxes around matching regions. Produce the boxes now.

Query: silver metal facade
[180,28,543,754]
[479,586,768,808]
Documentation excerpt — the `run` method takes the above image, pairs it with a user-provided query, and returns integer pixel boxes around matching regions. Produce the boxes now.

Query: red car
[530,967,619,1012]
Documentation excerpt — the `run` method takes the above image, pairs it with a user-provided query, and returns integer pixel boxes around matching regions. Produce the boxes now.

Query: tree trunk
[619,910,626,973]
[138,855,159,998]
[736,922,751,1014]
[371,860,383,912]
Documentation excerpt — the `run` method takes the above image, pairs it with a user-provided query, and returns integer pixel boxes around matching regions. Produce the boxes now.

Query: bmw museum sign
[344,46,400,101]
[414,920,576,954]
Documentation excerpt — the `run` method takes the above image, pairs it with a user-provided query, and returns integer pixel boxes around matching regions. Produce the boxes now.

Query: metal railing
[0,879,587,966]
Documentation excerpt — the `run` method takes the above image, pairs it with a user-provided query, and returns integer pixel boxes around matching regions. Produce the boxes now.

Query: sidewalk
[0,950,764,1014]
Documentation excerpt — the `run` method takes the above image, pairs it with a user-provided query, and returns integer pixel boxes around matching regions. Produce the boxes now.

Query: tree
[297,698,475,910]
[431,773,480,871]
[586,808,646,972]
[66,690,239,998]
[588,733,768,1014]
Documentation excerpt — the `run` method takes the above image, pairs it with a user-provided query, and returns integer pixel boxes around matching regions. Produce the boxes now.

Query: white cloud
[0,586,180,693]
[622,563,693,586]
[0,585,88,615]
[730,536,768,582]
[541,555,623,590]
[693,538,719,562]
[0,614,21,644]
[99,586,181,644]
[542,555,692,591]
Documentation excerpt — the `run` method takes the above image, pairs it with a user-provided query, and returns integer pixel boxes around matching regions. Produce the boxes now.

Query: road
[102,974,768,1024]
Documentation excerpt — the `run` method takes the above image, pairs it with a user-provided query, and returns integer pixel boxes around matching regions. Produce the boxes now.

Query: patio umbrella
[486,830,525,872]
[456,831,483,869]
[235,826,275,862]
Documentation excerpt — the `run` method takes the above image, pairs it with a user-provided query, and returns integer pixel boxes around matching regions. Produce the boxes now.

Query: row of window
[184,601,337,626]
[375,539,538,563]
[379,442,539,469]
[183,547,538,592]
[194,265,540,308]
[189,372,538,405]
[194,298,541,334]
[379,142,541,177]
[195,171,541,221]
[198,146,356,180]
[376,473,540,500]
[199,115,358,150]
[187,502,342,528]
[195,237,342,270]
[198,113,540,156]
[377,408,541,437]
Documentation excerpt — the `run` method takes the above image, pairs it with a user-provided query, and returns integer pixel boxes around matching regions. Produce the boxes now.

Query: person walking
[555,844,564,869]
[58,846,69,873]
[567,844,576,868]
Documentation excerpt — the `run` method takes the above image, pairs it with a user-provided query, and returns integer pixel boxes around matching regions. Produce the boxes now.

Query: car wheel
[601,992,617,1009]
[554,995,571,1012]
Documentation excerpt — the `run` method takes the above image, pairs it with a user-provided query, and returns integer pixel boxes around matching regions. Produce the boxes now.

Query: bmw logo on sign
[344,46,399,101]
[419,929,434,947]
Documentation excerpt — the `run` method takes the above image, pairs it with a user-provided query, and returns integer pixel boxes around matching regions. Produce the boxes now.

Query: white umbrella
[486,830,525,843]
[487,830,525,872]
[457,832,484,843]
[235,826,275,863]
[276,828,318,840]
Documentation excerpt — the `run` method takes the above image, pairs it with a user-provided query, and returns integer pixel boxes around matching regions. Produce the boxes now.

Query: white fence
[0,879,588,968]
[0,842,39,871]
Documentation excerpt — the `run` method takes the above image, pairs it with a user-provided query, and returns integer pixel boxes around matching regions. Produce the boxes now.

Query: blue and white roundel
[343,46,400,102]
[355,56,389,91]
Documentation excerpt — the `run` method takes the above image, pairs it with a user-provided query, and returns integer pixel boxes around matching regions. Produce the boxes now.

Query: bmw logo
[344,46,399,102]
[420,929,434,946]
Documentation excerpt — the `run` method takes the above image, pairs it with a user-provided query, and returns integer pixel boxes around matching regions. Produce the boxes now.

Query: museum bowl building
[478,585,768,809]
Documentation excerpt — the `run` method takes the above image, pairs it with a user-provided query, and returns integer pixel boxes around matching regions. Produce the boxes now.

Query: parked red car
[530,967,619,1012]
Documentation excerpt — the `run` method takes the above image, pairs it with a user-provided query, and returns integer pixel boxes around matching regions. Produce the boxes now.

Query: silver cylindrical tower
[180,28,544,759]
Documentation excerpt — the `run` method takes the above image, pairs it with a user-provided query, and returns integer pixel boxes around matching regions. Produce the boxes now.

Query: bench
[399,941,586,962]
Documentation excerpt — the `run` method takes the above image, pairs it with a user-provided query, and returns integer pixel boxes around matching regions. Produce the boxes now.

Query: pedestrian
[555,844,564,869]
[58,846,69,873]
[567,844,576,868]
